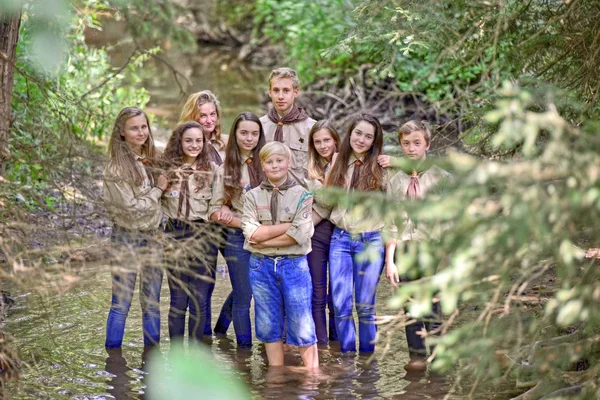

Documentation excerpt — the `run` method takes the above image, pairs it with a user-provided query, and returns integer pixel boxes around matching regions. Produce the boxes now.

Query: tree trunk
[0,11,22,176]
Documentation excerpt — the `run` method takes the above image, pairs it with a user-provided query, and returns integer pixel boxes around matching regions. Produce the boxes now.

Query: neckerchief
[267,104,309,142]
[349,159,363,190]
[259,177,297,223]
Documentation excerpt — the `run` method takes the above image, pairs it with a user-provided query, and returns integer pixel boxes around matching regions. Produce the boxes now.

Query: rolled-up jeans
[329,228,384,353]
[249,254,316,347]
[105,226,163,349]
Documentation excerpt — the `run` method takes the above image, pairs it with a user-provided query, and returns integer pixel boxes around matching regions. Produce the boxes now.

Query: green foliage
[253,0,360,83]
[7,0,150,189]
[316,82,600,396]
[383,84,599,395]
[254,0,600,136]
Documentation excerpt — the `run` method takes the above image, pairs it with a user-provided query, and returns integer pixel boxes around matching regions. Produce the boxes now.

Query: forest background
[1,0,600,399]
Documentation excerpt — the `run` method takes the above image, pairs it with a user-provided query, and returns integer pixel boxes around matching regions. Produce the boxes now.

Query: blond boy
[241,142,318,369]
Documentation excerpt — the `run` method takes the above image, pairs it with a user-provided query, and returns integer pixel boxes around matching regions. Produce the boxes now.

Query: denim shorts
[249,254,316,347]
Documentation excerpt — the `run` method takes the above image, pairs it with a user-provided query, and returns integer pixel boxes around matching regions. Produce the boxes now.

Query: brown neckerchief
[259,177,297,223]
[267,104,309,142]
[245,157,261,188]
[403,159,431,200]
[406,171,422,200]
[176,166,194,220]
[207,143,223,166]
[349,159,363,190]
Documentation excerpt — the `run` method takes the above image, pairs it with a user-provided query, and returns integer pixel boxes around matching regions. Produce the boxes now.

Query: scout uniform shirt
[212,155,253,219]
[259,115,316,185]
[162,162,221,221]
[386,165,453,242]
[306,161,332,219]
[103,157,163,231]
[314,154,389,233]
[241,182,314,256]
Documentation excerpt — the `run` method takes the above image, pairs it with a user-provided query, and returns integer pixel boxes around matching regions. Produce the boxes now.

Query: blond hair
[268,67,299,89]
[179,90,223,143]
[398,120,432,145]
[259,142,292,164]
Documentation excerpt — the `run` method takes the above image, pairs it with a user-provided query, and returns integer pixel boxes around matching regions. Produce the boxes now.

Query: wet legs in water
[405,301,441,369]
[329,229,384,353]
[214,292,233,334]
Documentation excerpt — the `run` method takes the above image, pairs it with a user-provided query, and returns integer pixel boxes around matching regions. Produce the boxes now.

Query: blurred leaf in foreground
[147,344,251,400]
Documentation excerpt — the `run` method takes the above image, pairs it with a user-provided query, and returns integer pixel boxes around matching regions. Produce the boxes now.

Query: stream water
[4,267,458,399]
[1,27,519,400]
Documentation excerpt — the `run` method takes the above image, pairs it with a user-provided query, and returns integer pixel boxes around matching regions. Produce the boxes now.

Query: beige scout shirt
[241,184,314,256]
[212,155,253,218]
[306,162,331,219]
[103,158,163,231]
[315,154,389,233]
[259,115,316,185]
[386,165,453,242]
[162,162,221,221]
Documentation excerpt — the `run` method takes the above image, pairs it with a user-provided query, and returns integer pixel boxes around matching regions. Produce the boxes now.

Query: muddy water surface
[4,267,459,399]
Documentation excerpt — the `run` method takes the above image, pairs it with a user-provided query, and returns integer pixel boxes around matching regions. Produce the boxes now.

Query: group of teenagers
[103,67,452,371]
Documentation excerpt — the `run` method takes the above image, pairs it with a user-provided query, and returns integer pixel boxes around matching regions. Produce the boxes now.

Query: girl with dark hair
[161,121,221,342]
[103,107,167,349]
[315,113,388,353]
[210,112,266,347]
[306,120,340,344]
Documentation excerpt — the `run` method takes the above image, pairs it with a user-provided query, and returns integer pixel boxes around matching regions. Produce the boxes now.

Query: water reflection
[104,348,133,399]
[3,270,458,399]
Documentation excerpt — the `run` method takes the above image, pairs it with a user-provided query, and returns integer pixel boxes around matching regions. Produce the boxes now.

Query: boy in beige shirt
[241,142,318,369]
[385,120,453,370]
[260,67,316,186]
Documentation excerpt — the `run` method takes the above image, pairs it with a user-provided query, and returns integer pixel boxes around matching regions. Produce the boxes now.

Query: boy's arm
[255,193,314,249]
[284,192,314,245]
[384,240,400,288]
[240,192,292,242]
[252,233,297,249]
[241,192,261,240]
[250,223,293,243]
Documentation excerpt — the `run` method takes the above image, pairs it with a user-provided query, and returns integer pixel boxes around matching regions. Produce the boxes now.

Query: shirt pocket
[288,140,308,170]
[192,185,212,201]
[258,209,273,224]
[279,211,295,223]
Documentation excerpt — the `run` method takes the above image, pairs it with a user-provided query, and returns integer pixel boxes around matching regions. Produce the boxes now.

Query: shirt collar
[347,153,365,166]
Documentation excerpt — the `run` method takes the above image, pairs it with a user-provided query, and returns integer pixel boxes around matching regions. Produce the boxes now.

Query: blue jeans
[221,228,253,347]
[214,291,233,335]
[204,226,228,335]
[165,219,218,342]
[249,254,316,347]
[105,228,163,349]
[329,228,384,353]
